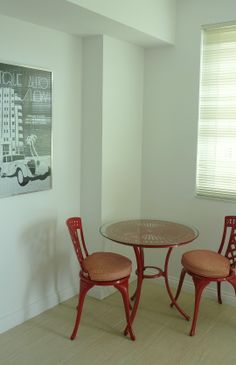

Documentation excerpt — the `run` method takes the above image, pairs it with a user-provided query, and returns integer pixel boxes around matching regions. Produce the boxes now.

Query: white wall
[69,0,176,44]
[102,36,143,222]
[81,35,143,295]
[0,14,82,333]
[142,0,236,297]
[81,36,104,254]
[5,0,236,334]
[102,36,143,261]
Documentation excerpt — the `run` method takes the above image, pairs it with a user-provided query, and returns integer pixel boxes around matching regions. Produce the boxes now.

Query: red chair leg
[70,279,94,340]
[190,277,210,336]
[217,282,222,304]
[131,288,137,302]
[171,268,187,307]
[131,248,144,302]
[115,280,135,341]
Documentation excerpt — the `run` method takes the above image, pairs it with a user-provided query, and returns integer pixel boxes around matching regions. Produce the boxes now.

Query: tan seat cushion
[182,249,230,278]
[83,252,132,281]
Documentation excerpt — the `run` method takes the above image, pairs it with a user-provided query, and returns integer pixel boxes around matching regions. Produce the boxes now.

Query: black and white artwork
[0,62,52,198]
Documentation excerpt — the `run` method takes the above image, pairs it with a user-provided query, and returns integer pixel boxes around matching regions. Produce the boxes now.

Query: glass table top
[100,219,199,248]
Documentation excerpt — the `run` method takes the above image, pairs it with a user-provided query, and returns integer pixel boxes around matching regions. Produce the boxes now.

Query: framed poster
[0,62,52,198]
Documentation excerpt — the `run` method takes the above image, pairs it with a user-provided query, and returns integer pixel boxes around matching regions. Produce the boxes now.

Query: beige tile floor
[1,281,236,365]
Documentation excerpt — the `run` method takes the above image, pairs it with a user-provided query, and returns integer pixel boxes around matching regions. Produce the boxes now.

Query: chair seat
[83,252,132,281]
[181,249,230,278]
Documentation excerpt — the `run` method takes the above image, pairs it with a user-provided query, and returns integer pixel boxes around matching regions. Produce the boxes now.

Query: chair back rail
[218,216,236,266]
[66,217,89,271]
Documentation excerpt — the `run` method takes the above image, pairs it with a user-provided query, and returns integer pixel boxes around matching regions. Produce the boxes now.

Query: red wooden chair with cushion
[173,216,236,336]
[66,217,135,341]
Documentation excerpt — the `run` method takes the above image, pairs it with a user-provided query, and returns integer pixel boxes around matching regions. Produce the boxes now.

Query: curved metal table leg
[131,247,144,301]
[164,247,190,321]
[124,246,144,335]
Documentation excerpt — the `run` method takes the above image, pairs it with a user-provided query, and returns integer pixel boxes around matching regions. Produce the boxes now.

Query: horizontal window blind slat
[196,24,236,201]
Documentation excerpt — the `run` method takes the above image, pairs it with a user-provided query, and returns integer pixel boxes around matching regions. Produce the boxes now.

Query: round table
[100,219,199,333]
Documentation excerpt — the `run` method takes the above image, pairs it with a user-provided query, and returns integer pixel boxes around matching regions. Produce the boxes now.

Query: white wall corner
[161,274,236,308]
[89,273,236,310]
[0,285,78,335]
[88,275,137,300]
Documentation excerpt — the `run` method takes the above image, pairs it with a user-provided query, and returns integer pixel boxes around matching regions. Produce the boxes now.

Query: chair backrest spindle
[66,217,89,271]
[218,216,236,267]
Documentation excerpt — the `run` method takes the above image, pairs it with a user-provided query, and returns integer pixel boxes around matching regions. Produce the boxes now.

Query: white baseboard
[0,275,136,334]
[89,274,236,307]
[0,286,78,334]
[88,274,137,300]
[2,275,235,335]
[88,286,115,299]
[159,274,236,307]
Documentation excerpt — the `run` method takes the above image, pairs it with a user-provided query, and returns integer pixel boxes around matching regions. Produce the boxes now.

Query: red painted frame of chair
[173,215,236,336]
[66,217,135,341]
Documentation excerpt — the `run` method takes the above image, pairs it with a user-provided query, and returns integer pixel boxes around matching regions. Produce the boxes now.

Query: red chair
[66,217,135,341]
[173,216,236,336]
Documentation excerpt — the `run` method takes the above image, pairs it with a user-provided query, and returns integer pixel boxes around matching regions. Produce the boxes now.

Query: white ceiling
[0,0,165,47]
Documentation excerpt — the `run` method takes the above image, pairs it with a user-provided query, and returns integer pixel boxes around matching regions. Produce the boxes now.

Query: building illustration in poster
[0,62,52,198]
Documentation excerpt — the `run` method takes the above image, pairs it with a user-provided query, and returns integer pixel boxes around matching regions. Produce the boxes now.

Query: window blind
[196,24,236,200]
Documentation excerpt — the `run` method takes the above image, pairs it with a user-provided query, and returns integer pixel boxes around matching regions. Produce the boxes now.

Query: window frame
[195,22,236,202]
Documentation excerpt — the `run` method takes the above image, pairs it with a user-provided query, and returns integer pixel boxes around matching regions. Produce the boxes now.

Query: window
[196,24,236,200]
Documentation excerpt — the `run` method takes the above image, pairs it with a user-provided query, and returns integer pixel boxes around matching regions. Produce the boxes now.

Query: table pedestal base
[124,246,190,336]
